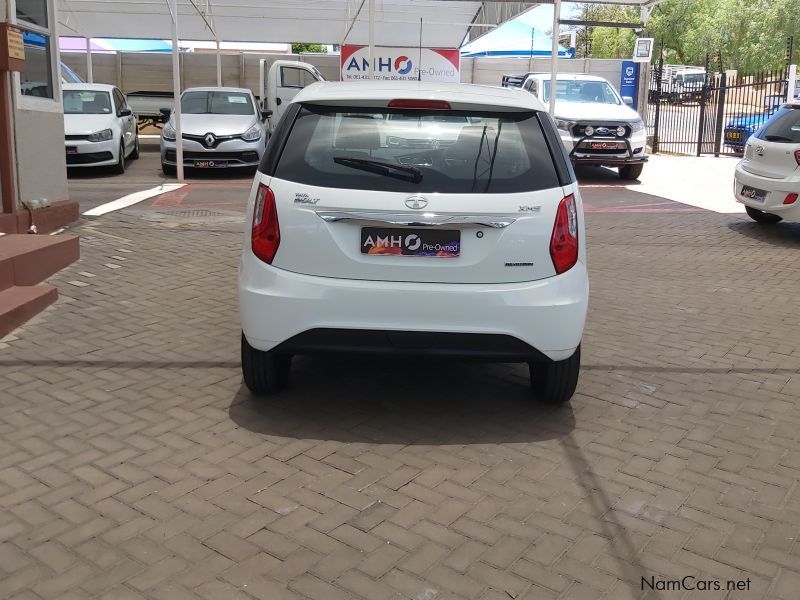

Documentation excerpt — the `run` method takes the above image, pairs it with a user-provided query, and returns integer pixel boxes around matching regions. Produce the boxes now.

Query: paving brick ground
[1,180,800,599]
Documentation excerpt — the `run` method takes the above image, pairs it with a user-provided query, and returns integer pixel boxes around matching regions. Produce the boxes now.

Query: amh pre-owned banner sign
[341,45,460,83]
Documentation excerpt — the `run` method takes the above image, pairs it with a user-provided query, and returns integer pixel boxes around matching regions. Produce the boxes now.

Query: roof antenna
[419,18,423,81]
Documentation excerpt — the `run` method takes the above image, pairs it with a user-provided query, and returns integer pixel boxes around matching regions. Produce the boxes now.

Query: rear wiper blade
[764,135,793,142]
[333,156,422,183]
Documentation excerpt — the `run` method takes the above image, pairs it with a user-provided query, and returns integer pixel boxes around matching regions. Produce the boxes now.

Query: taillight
[784,193,798,205]
[795,150,800,166]
[387,99,451,110]
[550,194,579,274]
[251,184,280,264]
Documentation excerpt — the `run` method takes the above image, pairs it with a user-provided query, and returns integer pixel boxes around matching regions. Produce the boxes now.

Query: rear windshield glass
[759,107,800,143]
[181,91,254,115]
[273,105,561,193]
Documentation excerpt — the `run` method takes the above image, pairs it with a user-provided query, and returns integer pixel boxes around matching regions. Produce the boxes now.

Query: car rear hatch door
[264,102,575,284]
[268,180,572,284]
[742,140,799,179]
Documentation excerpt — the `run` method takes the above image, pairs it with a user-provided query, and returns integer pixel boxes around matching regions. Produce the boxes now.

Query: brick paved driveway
[2,174,800,599]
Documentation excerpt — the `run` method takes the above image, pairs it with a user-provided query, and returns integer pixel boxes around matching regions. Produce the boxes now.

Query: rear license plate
[741,185,767,203]
[360,227,460,257]
[586,141,625,151]
[194,159,227,169]
[65,147,78,155]
[726,131,742,140]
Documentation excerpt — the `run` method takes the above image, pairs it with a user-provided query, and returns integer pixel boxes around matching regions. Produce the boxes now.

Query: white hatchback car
[63,83,139,173]
[239,82,589,404]
[735,103,800,223]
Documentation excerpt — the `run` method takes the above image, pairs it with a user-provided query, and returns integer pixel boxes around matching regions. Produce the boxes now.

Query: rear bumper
[734,163,800,218]
[239,254,589,362]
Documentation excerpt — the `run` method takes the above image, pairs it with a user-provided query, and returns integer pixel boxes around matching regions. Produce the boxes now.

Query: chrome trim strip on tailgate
[315,211,516,229]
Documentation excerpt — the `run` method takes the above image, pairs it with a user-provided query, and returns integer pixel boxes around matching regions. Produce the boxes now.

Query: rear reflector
[784,193,798,205]
[550,195,579,275]
[251,184,280,264]
[388,99,451,110]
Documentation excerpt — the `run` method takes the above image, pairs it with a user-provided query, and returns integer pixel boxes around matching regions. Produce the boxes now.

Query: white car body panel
[239,81,589,362]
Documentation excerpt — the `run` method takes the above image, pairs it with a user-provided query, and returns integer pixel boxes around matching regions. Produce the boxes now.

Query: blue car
[724,110,776,153]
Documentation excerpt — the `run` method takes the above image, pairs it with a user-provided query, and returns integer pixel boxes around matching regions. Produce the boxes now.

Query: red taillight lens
[387,99,451,110]
[251,184,280,264]
[795,150,800,166]
[784,193,798,205]
[550,194,579,274]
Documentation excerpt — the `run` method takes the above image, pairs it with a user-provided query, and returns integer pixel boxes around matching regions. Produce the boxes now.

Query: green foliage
[573,0,799,73]
[291,43,327,54]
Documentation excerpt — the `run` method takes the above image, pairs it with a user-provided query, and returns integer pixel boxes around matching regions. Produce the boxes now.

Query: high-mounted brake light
[251,184,280,264]
[550,195,579,275]
[387,99,451,110]
[784,193,798,205]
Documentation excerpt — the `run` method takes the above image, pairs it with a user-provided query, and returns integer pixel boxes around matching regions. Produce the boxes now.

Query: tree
[291,43,327,54]
[574,0,799,73]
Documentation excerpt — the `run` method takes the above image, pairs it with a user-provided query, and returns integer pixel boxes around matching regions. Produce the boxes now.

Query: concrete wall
[61,52,343,96]
[13,108,68,205]
[63,52,631,94]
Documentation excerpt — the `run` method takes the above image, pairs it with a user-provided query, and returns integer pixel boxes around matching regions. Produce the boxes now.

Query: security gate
[647,55,791,157]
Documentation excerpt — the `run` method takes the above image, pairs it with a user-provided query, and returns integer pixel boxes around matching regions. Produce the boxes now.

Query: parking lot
[1,140,800,599]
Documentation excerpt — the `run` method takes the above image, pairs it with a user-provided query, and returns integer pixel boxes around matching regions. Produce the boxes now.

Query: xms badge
[294,193,320,205]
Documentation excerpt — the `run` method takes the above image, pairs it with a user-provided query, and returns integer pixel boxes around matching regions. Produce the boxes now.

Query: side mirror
[118,108,133,117]
[622,96,634,106]
[159,108,172,119]
[261,109,273,121]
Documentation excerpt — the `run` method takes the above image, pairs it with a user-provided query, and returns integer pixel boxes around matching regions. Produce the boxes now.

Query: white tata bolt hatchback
[239,82,589,404]
[735,103,800,223]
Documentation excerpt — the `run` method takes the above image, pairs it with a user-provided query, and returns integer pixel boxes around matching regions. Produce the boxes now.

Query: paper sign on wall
[341,45,460,82]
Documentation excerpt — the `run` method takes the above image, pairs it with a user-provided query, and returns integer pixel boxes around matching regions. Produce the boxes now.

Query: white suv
[239,82,589,404]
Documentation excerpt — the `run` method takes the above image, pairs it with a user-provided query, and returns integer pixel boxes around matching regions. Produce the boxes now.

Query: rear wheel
[241,332,292,395]
[745,205,782,224]
[619,164,644,181]
[530,346,580,405]
[113,142,126,174]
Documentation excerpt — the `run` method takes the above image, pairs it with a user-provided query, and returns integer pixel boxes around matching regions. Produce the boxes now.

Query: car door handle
[315,211,516,228]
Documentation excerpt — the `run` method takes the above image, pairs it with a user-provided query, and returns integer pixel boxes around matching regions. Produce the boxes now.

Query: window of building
[15,0,48,28]
[19,30,53,99]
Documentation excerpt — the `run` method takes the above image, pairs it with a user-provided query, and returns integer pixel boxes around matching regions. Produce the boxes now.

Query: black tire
[241,332,292,395]
[113,142,126,174]
[530,346,581,405]
[130,134,140,160]
[619,164,644,181]
[161,162,176,177]
[745,205,782,224]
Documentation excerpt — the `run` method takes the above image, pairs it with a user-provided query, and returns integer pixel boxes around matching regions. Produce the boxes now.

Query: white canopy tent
[55,0,666,180]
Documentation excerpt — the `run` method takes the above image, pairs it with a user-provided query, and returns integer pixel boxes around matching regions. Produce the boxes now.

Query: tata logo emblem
[405,195,428,210]
[756,145,765,156]
[204,133,216,147]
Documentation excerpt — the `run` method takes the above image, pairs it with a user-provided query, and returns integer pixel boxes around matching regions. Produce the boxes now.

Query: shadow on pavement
[574,165,642,186]
[229,355,576,445]
[727,220,800,248]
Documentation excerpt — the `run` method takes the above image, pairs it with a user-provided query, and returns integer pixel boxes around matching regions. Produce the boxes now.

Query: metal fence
[647,56,791,157]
